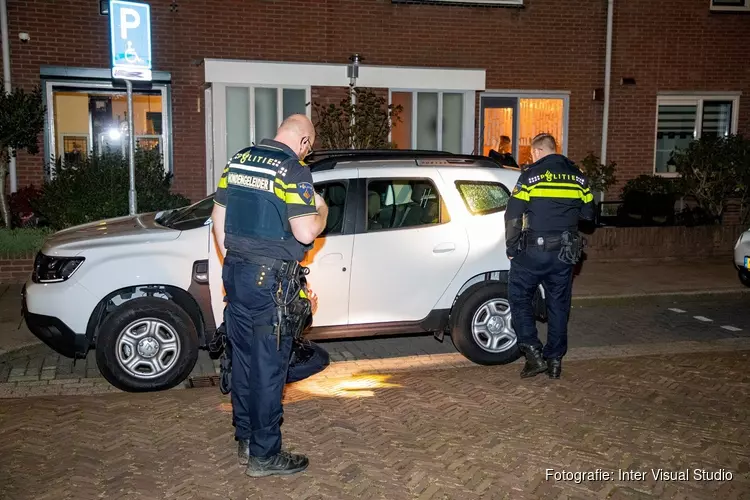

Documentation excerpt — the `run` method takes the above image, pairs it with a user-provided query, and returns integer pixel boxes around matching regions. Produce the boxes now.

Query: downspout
[0,0,16,193]
[600,0,614,203]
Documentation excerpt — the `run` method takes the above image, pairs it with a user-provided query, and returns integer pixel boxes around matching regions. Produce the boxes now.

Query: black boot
[245,450,309,477]
[237,439,249,466]
[519,344,548,379]
[547,358,562,379]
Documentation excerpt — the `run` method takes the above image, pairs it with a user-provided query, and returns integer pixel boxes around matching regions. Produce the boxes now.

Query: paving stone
[1,350,748,498]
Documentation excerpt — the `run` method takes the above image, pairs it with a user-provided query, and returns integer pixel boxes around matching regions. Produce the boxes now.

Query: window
[710,0,750,11]
[48,86,166,168]
[157,196,214,231]
[390,91,468,154]
[654,94,739,174]
[225,86,309,161]
[456,181,510,215]
[314,181,348,236]
[366,178,444,231]
[479,94,568,168]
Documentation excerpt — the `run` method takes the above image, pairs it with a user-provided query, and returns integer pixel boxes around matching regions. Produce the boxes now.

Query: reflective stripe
[286,192,310,205]
[230,164,278,176]
[582,192,594,203]
[218,176,228,189]
[512,191,531,201]
[528,188,589,200]
[274,186,286,200]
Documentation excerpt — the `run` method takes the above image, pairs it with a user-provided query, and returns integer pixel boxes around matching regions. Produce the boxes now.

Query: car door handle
[433,243,456,254]
[320,253,343,264]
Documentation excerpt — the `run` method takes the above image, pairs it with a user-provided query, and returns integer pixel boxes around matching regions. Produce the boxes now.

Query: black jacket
[504,154,595,257]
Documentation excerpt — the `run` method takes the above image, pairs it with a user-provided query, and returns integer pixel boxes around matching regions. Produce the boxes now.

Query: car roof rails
[307,149,520,172]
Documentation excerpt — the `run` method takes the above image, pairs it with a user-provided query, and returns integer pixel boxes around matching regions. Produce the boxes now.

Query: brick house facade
[1,0,748,204]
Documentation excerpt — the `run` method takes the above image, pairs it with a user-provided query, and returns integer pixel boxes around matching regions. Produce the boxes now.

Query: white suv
[22,151,547,392]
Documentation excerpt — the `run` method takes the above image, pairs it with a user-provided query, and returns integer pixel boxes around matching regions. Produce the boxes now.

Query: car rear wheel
[95,297,199,392]
[450,282,521,365]
[739,269,750,288]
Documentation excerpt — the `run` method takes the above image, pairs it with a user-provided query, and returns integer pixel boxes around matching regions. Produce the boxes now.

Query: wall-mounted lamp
[347,53,362,87]
[99,0,109,15]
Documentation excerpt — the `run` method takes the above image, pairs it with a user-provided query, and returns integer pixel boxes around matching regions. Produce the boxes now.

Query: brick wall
[1,0,747,202]
[0,253,35,284]
[583,225,745,262]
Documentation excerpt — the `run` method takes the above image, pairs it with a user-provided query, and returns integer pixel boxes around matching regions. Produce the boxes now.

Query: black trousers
[507,246,574,360]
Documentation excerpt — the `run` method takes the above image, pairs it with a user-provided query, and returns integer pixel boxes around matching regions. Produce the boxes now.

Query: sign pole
[109,0,152,217]
[125,79,137,215]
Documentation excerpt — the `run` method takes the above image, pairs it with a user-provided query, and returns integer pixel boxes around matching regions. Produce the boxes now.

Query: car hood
[41,212,180,256]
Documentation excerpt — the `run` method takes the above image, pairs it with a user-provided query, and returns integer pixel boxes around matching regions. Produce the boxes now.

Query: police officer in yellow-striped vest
[210,115,329,477]
[505,133,594,380]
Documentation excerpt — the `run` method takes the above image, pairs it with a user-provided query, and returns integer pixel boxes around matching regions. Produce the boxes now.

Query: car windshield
[156,195,215,230]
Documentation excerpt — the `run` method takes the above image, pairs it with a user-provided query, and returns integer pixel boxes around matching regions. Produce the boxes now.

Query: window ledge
[391,0,524,7]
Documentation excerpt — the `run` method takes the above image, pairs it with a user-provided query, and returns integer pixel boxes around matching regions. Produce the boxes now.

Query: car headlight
[32,253,85,283]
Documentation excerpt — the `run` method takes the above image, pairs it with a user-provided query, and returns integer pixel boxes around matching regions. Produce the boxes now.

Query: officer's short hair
[531,133,557,152]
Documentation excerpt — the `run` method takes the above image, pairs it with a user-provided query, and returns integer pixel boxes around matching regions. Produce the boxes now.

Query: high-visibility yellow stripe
[512,191,531,201]
[530,181,589,192]
[286,192,311,205]
[275,178,295,190]
[582,192,594,203]
[528,188,589,200]
[218,177,228,189]
[274,187,286,200]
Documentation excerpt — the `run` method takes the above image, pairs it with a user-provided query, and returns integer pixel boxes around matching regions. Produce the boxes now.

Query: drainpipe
[0,0,16,193]
[600,0,614,203]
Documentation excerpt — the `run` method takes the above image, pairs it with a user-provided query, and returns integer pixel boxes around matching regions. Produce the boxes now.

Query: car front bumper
[21,284,88,359]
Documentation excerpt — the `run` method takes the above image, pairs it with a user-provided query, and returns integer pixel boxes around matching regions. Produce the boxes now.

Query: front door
[301,178,356,327]
[346,171,470,325]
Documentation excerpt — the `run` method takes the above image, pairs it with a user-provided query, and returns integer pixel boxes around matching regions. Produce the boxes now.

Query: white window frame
[44,79,171,177]
[653,93,741,177]
[710,0,750,12]
[209,83,312,192]
[387,89,475,154]
[477,90,571,160]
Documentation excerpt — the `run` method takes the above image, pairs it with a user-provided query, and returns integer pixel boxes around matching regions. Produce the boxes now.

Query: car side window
[456,181,510,215]
[314,180,348,236]
[366,178,442,231]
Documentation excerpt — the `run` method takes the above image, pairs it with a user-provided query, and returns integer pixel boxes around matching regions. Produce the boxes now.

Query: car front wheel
[94,297,199,392]
[449,282,521,365]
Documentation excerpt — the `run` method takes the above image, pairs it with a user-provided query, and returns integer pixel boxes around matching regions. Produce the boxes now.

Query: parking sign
[109,0,152,81]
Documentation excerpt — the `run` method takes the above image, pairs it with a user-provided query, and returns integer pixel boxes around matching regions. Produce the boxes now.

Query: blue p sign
[109,0,152,81]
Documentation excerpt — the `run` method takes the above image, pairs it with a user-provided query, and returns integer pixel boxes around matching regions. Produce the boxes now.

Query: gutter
[0,0,16,193]
[600,0,614,203]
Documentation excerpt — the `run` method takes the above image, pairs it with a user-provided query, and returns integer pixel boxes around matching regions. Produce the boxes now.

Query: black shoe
[519,345,548,379]
[245,450,309,477]
[238,439,249,466]
[547,358,562,379]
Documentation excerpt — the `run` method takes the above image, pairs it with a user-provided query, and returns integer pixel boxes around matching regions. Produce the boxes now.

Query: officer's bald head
[275,114,316,162]
[530,133,557,163]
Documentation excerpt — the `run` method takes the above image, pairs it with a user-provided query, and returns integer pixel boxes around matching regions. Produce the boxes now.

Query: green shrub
[0,227,53,257]
[619,175,683,225]
[35,148,191,230]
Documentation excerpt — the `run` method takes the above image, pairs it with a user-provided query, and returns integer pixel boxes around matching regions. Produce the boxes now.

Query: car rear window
[455,181,510,215]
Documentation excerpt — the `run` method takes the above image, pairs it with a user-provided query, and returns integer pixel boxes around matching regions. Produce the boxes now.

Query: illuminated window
[479,94,568,167]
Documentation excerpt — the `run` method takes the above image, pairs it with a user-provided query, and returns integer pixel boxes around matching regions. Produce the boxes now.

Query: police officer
[505,133,594,379]
[210,114,329,477]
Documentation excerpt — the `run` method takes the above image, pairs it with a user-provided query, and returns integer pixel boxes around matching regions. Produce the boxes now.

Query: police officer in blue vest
[210,114,329,477]
[505,133,594,380]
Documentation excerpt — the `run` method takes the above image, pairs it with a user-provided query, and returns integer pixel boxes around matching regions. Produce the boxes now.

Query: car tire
[449,282,522,366]
[739,269,750,288]
[95,297,199,392]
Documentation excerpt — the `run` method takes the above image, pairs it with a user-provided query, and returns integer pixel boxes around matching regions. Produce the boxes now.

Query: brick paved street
[1,292,749,397]
[1,349,748,499]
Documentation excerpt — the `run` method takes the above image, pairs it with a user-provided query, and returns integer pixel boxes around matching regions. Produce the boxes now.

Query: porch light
[347,53,362,87]
[108,128,121,140]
